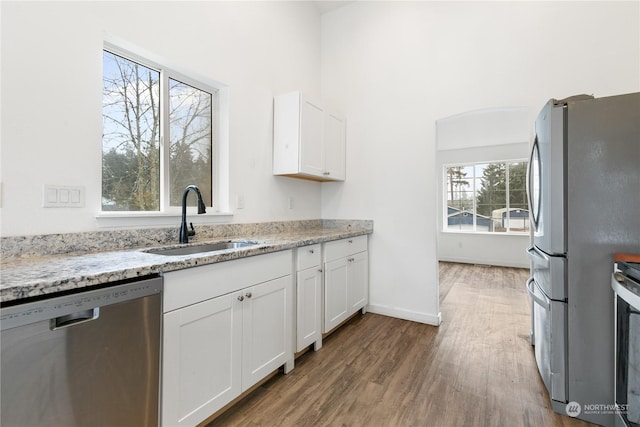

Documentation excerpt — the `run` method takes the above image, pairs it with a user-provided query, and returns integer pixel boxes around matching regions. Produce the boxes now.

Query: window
[444,160,529,233]
[102,47,217,212]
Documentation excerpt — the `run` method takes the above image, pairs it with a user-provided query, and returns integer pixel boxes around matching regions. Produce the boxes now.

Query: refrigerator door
[527,276,567,404]
[530,101,566,256]
[527,246,566,301]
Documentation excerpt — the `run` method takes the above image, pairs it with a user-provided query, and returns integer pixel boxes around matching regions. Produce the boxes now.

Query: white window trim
[98,34,230,226]
[442,158,529,235]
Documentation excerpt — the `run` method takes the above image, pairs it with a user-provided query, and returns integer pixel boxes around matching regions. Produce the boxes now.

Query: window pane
[102,51,160,211]
[169,79,213,207]
[445,166,473,230]
[508,162,529,232]
[476,163,506,232]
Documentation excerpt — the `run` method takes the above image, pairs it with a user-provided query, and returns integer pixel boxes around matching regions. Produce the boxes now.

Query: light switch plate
[43,185,85,208]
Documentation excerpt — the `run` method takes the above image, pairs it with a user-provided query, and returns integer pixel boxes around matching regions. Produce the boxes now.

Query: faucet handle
[188,222,196,237]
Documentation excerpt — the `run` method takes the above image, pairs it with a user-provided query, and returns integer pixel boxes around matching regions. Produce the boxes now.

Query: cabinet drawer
[163,250,292,313]
[296,244,321,271]
[324,235,367,262]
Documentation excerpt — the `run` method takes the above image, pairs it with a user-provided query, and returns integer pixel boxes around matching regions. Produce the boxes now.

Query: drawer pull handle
[348,240,353,243]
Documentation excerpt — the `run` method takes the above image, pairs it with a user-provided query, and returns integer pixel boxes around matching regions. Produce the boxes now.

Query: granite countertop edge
[0,227,372,304]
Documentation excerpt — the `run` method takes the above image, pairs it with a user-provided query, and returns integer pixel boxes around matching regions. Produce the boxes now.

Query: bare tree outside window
[102,51,160,211]
[102,49,215,212]
[169,79,213,207]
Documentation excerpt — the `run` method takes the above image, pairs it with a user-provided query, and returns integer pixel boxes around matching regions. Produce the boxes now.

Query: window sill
[440,229,529,237]
[96,211,233,228]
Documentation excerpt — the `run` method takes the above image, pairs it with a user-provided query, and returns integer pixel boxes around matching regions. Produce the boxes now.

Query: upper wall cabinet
[273,91,346,182]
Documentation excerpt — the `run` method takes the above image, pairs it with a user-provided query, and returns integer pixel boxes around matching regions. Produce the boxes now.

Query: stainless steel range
[613,261,640,427]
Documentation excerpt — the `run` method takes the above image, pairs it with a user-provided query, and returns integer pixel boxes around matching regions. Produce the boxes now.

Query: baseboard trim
[438,256,529,269]
[367,304,442,326]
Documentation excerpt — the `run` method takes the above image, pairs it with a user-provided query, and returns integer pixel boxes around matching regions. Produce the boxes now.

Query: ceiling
[312,1,354,14]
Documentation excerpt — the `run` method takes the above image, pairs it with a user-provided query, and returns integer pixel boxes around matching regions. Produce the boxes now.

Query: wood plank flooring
[206,262,594,427]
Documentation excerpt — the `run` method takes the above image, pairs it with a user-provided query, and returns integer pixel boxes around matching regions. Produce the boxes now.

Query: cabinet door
[242,275,293,390]
[296,267,322,352]
[324,257,349,333]
[347,251,368,313]
[299,97,324,177]
[162,292,242,427]
[324,112,346,181]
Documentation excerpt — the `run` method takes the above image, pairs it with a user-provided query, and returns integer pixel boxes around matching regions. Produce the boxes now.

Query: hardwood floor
[206,262,594,427]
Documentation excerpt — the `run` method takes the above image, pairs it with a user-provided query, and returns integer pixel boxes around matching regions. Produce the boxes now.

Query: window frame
[98,38,230,225]
[442,159,529,235]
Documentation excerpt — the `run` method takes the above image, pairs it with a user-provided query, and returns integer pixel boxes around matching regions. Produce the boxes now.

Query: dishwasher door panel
[1,288,161,427]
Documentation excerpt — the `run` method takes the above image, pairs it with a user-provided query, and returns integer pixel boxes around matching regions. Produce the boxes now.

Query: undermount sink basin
[145,240,260,256]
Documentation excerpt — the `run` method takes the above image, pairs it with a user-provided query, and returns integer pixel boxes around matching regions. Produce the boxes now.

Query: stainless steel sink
[144,240,260,256]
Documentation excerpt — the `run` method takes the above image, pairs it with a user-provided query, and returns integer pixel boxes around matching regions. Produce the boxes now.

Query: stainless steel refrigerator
[526,92,640,426]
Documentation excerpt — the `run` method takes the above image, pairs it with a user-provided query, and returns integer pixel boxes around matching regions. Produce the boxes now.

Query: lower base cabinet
[295,244,323,352]
[161,251,293,427]
[323,236,369,333]
[160,236,370,425]
[162,292,241,427]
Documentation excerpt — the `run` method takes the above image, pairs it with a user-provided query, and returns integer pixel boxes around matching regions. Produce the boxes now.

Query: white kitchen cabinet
[162,291,241,427]
[323,236,369,333]
[161,251,293,427]
[242,275,292,389]
[323,111,346,181]
[273,91,346,182]
[295,244,322,352]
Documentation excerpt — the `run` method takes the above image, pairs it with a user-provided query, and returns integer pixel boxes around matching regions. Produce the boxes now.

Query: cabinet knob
[238,295,244,302]
[348,257,355,262]
[245,292,252,298]
[309,249,315,254]
[323,171,330,175]
[318,269,323,273]
[348,239,353,243]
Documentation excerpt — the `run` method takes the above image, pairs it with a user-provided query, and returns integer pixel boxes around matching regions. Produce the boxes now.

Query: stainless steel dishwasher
[0,275,163,427]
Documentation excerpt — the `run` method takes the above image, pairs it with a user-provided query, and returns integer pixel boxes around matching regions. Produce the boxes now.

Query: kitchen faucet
[179,185,207,244]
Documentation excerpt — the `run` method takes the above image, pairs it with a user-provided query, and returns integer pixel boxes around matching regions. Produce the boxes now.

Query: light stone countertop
[0,223,372,304]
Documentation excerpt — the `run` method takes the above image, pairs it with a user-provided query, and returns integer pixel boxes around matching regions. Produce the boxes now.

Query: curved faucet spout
[179,185,207,244]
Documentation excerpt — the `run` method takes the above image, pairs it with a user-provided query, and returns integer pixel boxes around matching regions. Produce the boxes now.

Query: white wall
[0,1,323,236]
[320,1,640,324]
[2,1,639,327]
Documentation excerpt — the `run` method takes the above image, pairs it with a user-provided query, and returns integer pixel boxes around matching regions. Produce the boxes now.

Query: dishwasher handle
[50,307,100,330]
[526,277,550,310]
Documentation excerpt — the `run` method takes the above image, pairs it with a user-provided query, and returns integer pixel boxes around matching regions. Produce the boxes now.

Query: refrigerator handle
[526,277,549,310]
[527,246,550,269]
[527,137,541,230]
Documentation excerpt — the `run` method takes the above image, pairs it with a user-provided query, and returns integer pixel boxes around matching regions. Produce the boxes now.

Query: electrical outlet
[236,195,245,209]
[43,185,85,208]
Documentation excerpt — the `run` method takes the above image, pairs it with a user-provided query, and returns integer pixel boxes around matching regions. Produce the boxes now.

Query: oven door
[527,275,567,404]
[614,273,640,427]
